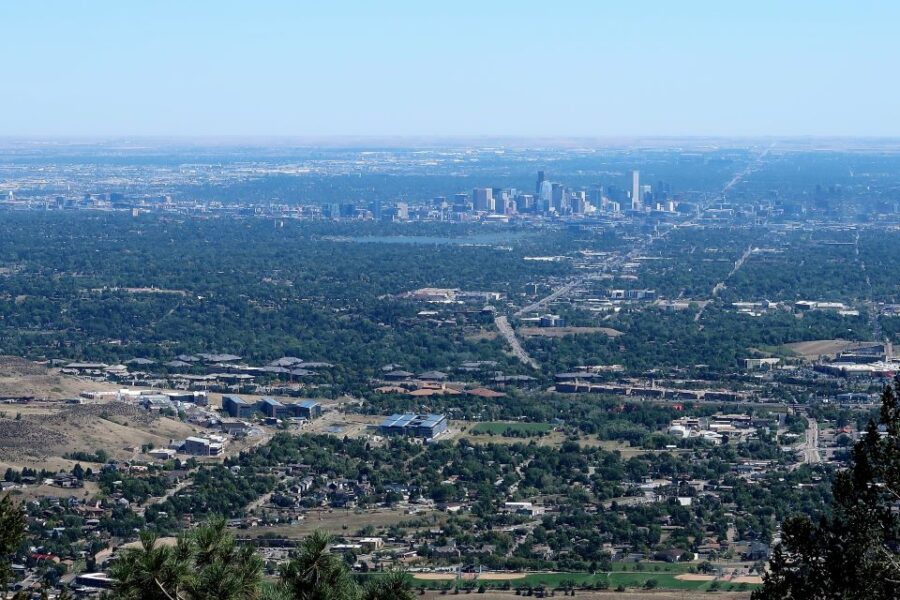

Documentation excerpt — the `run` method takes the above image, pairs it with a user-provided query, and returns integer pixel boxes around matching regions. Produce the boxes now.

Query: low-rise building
[166,391,209,406]
[503,501,545,517]
[148,448,177,461]
[221,420,253,436]
[258,397,321,419]
[744,357,781,370]
[75,572,115,590]
[182,436,224,456]
[358,537,384,550]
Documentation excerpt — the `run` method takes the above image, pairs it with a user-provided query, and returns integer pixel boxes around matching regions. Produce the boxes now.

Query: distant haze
[2,1,898,137]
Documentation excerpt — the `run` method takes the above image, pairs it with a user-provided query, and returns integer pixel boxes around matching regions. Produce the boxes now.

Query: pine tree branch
[155,578,184,600]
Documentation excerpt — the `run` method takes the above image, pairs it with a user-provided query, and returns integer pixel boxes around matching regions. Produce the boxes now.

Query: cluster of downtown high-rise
[428,170,678,219]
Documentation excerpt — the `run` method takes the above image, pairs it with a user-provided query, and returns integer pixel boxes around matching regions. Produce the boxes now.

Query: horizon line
[3,134,900,151]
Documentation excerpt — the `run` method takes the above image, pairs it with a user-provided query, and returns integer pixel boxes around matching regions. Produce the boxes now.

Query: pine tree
[362,570,416,600]
[278,531,360,600]
[753,378,900,599]
[0,493,27,589]
[109,517,262,600]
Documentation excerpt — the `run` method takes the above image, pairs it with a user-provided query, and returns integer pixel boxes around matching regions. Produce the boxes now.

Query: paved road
[697,245,755,322]
[855,229,885,345]
[495,315,539,369]
[247,490,275,513]
[721,143,774,199]
[690,146,775,321]
[138,477,192,516]
[715,246,754,295]
[800,418,822,465]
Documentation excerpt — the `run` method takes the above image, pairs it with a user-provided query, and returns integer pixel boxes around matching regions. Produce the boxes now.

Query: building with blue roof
[259,397,284,417]
[260,397,321,419]
[222,395,256,418]
[379,413,448,440]
[222,395,322,420]
[295,399,322,419]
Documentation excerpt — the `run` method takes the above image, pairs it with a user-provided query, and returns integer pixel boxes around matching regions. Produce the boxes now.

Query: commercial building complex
[224,395,322,420]
[378,413,448,440]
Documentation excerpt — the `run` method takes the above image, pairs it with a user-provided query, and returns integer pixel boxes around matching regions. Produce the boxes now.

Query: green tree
[362,570,415,600]
[278,531,360,600]
[0,493,27,589]
[110,517,262,600]
[753,379,900,599]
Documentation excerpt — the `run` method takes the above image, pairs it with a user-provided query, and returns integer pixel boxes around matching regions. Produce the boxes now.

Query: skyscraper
[472,187,494,212]
[515,194,533,212]
[640,184,652,206]
[631,170,641,211]
[494,188,509,209]
[572,191,587,214]
[536,170,545,195]
[551,183,566,212]
[371,197,382,220]
[539,181,553,212]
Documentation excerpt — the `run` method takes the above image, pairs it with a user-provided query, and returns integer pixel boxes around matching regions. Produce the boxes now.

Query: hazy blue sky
[2,1,898,137]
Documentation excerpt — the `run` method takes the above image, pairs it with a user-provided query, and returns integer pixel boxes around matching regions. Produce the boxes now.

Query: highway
[513,243,646,319]
[514,278,583,318]
[495,315,539,369]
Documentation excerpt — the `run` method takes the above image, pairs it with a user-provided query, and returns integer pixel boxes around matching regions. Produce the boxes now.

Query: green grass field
[469,422,554,436]
[403,566,759,593]
[607,572,707,590]
[609,561,694,573]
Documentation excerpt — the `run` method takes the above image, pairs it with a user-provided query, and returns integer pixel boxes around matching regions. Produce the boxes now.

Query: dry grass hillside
[0,355,115,399]
[0,357,198,470]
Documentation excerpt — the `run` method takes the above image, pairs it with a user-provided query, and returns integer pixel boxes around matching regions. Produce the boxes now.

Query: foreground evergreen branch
[109,523,413,600]
[0,493,27,590]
